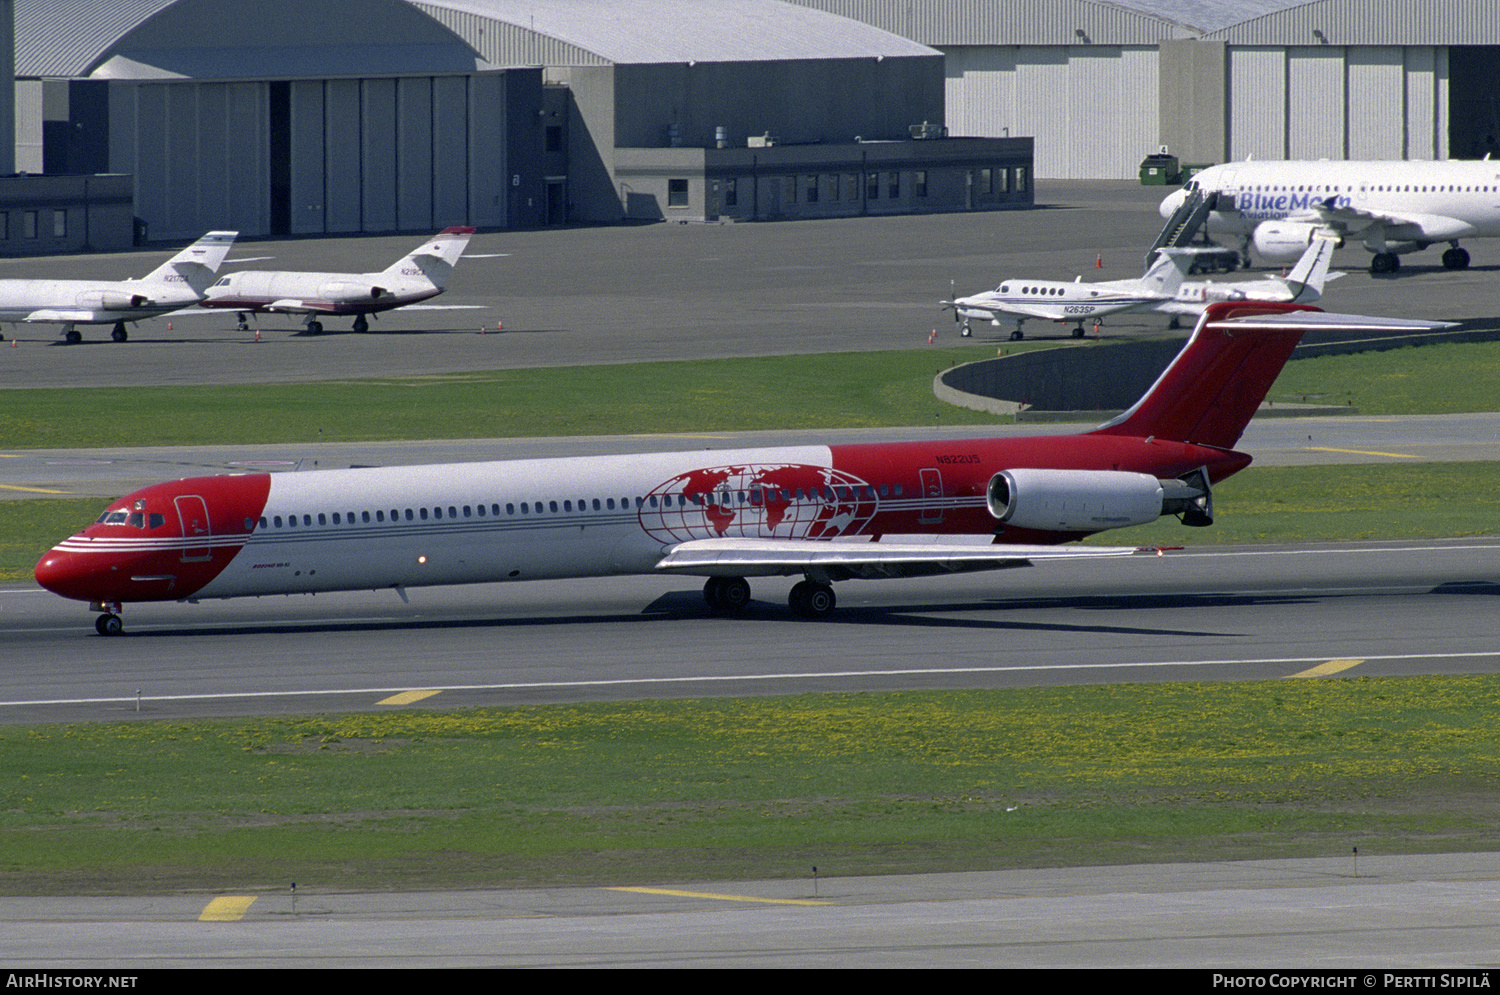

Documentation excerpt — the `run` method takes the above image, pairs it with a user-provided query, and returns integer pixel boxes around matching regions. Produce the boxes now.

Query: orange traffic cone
[1095,254,1103,268]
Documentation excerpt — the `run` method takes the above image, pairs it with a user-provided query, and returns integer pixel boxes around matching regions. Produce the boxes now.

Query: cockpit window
[101,511,129,525]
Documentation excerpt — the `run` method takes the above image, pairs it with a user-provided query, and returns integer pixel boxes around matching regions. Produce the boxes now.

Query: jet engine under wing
[655,536,1141,581]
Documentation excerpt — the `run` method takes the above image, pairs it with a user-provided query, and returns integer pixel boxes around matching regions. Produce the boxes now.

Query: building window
[914,170,928,198]
[805,175,818,203]
[1015,166,1030,193]
[545,125,562,152]
[866,173,879,200]
[52,210,66,238]
[979,168,993,195]
[23,211,37,238]
[887,172,900,199]
[724,177,737,207]
[0,213,8,240]
[783,175,797,204]
[845,174,858,201]
[667,178,689,208]
[997,168,1010,194]
[827,174,839,202]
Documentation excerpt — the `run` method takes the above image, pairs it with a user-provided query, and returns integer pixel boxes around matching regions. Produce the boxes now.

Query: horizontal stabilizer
[656,537,1138,581]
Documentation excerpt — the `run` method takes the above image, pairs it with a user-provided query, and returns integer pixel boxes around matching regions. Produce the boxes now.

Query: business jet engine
[75,290,150,310]
[317,281,389,302]
[1251,221,1342,262]
[986,468,1213,532]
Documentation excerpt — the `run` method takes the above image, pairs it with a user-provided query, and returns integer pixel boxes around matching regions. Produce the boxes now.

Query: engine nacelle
[1252,221,1341,262]
[76,290,149,310]
[987,469,1166,532]
[317,281,387,302]
[987,468,1214,533]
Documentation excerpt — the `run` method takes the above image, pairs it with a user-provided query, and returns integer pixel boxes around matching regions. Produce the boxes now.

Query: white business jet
[945,250,1195,340]
[200,227,475,334]
[1157,236,1341,327]
[0,231,237,343]
[1159,159,1500,274]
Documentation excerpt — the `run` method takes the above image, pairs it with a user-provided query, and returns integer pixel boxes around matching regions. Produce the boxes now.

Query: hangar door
[108,73,510,242]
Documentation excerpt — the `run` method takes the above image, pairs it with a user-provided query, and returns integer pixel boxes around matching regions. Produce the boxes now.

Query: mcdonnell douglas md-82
[1159,158,1500,273]
[0,231,237,343]
[199,227,475,333]
[36,302,1446,636]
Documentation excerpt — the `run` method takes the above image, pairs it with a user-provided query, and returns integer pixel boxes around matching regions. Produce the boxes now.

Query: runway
[3,537,1496,723]
[5,853,1500,967]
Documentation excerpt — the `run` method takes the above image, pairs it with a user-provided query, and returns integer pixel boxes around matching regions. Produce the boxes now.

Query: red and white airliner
[34,302,1442,635]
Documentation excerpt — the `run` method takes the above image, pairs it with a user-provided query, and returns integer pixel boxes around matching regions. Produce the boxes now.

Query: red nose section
[34,474,272,604]
[34,547,113,602]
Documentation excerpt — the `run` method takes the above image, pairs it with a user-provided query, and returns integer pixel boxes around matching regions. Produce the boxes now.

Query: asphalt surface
[4,182,1500,968]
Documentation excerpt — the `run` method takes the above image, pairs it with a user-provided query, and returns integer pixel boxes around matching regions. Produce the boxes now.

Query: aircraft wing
[264,298,341,314]
[947,298,1067,320]
[655,536,1142,581]
[1291,201,1475,241]
[23,309,107,322]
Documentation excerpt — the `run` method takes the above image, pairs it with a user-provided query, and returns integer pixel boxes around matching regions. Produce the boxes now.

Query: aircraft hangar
[788,0,1500,178]
[11,0,543,245]
[6,0,1498,254]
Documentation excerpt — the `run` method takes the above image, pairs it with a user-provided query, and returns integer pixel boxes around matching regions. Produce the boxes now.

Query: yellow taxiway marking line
[607,886,830,906]
[199,896,256,921]
[0,483,70,494]
[1304,446,1417,459]
[378,689,442,705]
[1289,659,1366,679]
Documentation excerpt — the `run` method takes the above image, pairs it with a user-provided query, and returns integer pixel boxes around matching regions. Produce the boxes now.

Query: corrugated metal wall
[944,45,1157,178]
[110,73,509,242]
[1229,44,1448,162]
[113,80,270,241]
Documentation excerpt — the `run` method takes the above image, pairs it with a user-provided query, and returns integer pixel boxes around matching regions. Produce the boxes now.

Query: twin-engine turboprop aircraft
[199,227,475,333]
[945,249,1195,339]
[0,231,238,343]
[35,302,1447,636]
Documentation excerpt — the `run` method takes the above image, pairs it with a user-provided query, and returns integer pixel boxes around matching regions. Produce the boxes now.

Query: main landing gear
[702,576,838,619]
[1443,246,1471,270]
[92,602,124,636]
[111,322,128,342]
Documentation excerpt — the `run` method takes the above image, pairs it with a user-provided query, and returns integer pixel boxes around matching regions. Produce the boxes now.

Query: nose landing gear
[91,601,124,636]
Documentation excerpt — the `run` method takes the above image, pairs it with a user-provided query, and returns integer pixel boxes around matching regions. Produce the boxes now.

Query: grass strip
[3,678,1499,895]
[2,340,1498,450]
[5,463,1495,583]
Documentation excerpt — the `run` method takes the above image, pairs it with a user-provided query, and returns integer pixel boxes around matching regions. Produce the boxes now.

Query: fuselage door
[174,495,212,562]
[919,468,944,524]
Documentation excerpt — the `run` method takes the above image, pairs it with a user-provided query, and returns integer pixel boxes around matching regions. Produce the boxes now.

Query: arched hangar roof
[413,0,939,67]
[16,0,490,80]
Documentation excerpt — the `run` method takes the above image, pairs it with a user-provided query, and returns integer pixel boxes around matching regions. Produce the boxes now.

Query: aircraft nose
[1159,188,1185,219]
[34,547,113,603]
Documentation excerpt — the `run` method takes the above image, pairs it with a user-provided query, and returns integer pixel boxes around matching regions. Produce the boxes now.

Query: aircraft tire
[95,613,123,637]
[1010,329,1025,341]
[353,315,369,333]
[789,580,835,619]
[1443,247,1471,270]
[1371,253,1400,275]
[65,329,82,344]
[307,320,323,335]
[704,576,752,612]
[111,324,128,343]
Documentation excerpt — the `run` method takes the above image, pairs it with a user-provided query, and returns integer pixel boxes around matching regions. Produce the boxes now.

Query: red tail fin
[1091,302,1316,449]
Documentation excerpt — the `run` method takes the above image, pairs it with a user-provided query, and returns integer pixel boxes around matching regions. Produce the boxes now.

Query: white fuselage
[953,278,1162,324]
[0,277,201,324]
[1163,160,1500,246]
[203,269,440,315]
